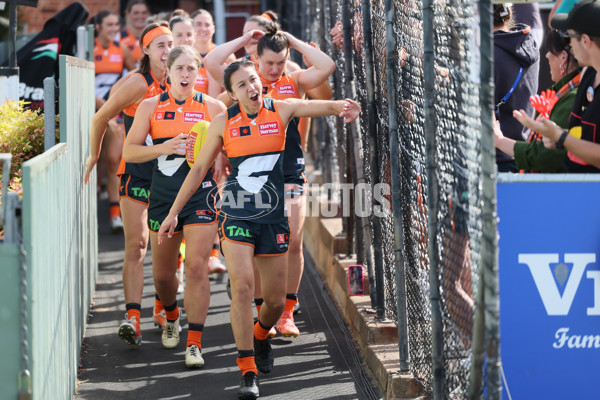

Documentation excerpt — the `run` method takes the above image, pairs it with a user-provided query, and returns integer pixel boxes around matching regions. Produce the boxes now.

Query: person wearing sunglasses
[514,0,600,172]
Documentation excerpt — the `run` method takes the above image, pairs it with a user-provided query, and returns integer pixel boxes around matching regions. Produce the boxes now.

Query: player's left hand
[339,98,361,123]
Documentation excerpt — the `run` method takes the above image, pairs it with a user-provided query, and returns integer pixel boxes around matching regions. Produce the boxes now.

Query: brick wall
[20,0,119,34]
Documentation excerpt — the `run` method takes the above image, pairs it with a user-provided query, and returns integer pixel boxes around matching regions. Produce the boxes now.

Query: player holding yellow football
[122,44,226,368]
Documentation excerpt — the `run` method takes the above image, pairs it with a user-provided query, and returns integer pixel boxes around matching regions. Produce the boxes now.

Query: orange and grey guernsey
[149,90,215,204]
[93,38,124,100]
[194,42,215,94]
[120,28,143,66]
[118,70,170,180]
[258,70,304,181]
[222,98,286,223]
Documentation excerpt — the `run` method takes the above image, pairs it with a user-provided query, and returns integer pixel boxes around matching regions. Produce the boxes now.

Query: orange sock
[109,203,120,219]
[187,330,203,348]
[254,320,270,340]
[177,253,184,269]
[210,247,219,258]
[154,296,164,313]
[256,304,261,318]
[127,308,141,322]
[237,356,258,375]
[284,298,297,314]
[164,304,179,321]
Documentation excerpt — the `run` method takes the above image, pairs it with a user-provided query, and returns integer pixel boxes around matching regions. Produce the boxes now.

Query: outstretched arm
[277,98,361,124]
[157,115,226,243]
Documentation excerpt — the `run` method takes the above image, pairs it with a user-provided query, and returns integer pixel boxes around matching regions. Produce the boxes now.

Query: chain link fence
[281,0,499,398]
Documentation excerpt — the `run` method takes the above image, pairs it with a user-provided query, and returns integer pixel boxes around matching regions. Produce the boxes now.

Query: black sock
[285,293,298,301]
[238,349,254,358]
[125,303,141,311]
[188,323,204,332]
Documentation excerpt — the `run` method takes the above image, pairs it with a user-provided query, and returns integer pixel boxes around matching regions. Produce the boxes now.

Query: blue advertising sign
[497,175,600,399]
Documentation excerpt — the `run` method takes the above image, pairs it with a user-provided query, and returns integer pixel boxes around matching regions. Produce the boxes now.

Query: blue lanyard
[495,66,524,119]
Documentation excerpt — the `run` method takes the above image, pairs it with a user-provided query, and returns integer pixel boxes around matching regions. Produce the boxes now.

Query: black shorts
[284,173,306,199]
[148,197,217,234]
[119,174,151,205]
[218,214,289,256]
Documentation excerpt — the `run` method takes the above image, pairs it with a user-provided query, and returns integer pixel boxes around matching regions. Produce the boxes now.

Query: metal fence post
[86,25,94,62]
[360,0,380,312]
[44,77,55,151]
[0,154,17,243]
[471,0,501,398]
[76,26,86,60]
[422,0,445,397]
[383,0,410,372]
[341,0,356,258]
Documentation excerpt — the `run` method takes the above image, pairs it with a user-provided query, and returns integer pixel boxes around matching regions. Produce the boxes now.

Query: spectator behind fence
[493,3,540,173]
[494,29,581,172]
[514,0,600,172]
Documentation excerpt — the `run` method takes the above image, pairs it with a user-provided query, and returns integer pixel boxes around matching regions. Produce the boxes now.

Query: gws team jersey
[223,98,286,223]
[119,70,170,180]
[194,42,215,95]
[93,39,124,100]
[119,28,143,68]
[259,71,304,181]
[149,90,216,205]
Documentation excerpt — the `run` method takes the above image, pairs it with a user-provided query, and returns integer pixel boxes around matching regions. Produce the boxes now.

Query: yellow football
[186,120,210,168]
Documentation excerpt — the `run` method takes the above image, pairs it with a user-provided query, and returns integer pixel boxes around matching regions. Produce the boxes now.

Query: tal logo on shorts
[148,218,161,232]
[226,225,251,238]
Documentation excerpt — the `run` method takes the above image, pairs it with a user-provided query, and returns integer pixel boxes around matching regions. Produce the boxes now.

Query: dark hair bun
[264,21,279,36]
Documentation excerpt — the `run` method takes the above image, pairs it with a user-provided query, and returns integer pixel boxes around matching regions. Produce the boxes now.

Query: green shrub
[0,100,58,194]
